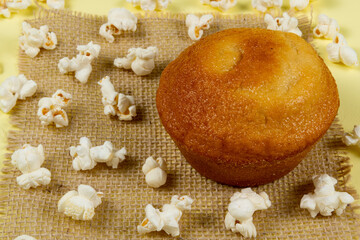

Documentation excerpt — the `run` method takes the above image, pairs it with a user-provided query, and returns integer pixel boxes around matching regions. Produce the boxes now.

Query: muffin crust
[156,28,339,186]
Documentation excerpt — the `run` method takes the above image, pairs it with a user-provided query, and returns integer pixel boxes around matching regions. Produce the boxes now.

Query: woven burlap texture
[0,9,359,239]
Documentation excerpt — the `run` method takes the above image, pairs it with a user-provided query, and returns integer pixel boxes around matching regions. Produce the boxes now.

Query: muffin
[156,28,339,186]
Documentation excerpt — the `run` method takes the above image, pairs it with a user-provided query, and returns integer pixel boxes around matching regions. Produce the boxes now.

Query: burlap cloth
[0,9,359,239]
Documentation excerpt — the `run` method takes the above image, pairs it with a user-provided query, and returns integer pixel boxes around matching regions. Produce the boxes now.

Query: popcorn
[19,22,57,58]
[58,41,101,84]
[264,13,302,37]
[200,0,237,11]
[0,8,10,18]
[0,74,37,113]
[137,195,194,237]
[343,125,360,146]
[99,8,137,43]
[114,46,158,76]
[70,137,127,170]
[225,188,271,238]
[90,141,127,169]
[313,14,340,39]
[6,0,31,10]
[300,174,354,218]
[1,0,32,18]
[98,76,137,121]
[138,204,164,234]
[126,0,171,11]
[38,0,64,9]
[58,184,103,221]
[14,235,37,240]
[46,0,65,9]
[142,156,167,188]
[252,0,282,12]
[69,137,95,171]
[326,33,358,67]
[290,0,309,10]
[186,14,214,41]
[11,144,51,189]
[37,89,72,128]
[0,1,10,18]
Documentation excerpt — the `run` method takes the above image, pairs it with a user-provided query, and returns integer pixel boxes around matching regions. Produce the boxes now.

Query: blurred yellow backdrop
[0,0,359,194]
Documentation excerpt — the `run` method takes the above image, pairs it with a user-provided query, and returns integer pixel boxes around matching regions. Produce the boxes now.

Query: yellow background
[0,0,359,195]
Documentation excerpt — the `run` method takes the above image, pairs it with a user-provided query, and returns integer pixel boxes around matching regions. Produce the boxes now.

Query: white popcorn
[137,195,194,237]
[46,0,64,9]
[19,22,57,58]
[137,204,164,234]
[225,188,271,238]
[99,8,137,43]
[142,156,167,188]
[70,137,127,170]
[58,184,103,221]
[11,144,51,189]
[313,14,340,39]
[343,125,360,146]
[6,0,31,10]
[58,41,101,84]
[290,0,309,10]
[90,141,127,169]
[98,76,137,121]
[37,89,72,128]
[0,74,37,113]
[14,235,37,240]
[186,14,213,41]
[264,13,302,37]
[126,0,171,11]
[38,0,64,9]
[114,46,158,76]
[200,0,237,11]
[300,174,354,218]
[326,33,358,67]
[0,6,10,18]
[252,0,282,12]
[70,137,95,171]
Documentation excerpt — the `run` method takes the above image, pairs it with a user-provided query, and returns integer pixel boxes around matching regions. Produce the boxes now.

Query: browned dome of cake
[156,28,339,186]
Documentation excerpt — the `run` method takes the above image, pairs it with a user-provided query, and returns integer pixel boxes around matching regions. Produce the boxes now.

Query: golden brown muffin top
[156,28,339,165]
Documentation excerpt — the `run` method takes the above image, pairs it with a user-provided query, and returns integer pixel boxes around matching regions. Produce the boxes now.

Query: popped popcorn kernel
[98,76,137,121]
[300,174,354,218]
[114,46,158,76]
[343,125,360,146]
[0,74,37,113]
[252,0,282,13]
[58,41,101,84]
[99,8,137,43]
[313,14,340,39]
[14,235,37,240]
[264,13,302,37]
[142,156,167,188]
[58,184,103,220]
[127,0,171,11]
[137,195,194,236]
[11,144,51,189]
[19,22,57,58]
[70,137,127,170]
[225,188,271,238]
[37,89,72,128]
[186,14,214,41]
[201,0,237,11]
[326,33,358,67]
[290,0,309,11]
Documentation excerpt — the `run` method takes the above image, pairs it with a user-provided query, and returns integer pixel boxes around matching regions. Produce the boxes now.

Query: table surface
[0,0,359,198]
